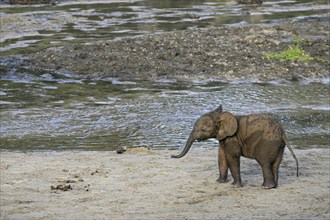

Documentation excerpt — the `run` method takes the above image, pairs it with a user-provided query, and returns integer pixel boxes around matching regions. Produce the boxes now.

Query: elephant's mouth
[197,136,209,142]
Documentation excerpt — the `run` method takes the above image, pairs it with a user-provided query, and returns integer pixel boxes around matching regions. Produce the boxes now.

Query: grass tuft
[265,39,313,61]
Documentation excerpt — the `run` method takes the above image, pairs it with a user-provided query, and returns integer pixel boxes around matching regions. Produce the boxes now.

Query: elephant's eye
[201,128,206,132]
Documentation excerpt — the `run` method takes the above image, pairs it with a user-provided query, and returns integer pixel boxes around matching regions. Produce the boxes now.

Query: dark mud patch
[3,16,330,82]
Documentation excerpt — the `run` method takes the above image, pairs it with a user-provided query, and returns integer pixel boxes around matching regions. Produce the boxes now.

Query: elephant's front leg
[217,144,229,183]
[227,155,243,187]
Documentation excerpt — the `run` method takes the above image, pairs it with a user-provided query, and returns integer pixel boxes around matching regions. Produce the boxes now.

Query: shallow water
[0,74,329,151]
[1,0,329,55]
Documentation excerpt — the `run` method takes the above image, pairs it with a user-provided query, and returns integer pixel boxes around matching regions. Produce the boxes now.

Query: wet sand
[1,148,329,219]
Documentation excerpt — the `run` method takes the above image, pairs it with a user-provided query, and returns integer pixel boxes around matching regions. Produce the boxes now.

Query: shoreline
[1,148,329,219]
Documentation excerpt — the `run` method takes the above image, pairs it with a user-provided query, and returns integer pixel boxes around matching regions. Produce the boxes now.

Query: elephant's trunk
[171,135,195,158]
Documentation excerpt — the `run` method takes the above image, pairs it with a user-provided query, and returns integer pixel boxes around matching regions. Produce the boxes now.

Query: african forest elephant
[171,105,299,189]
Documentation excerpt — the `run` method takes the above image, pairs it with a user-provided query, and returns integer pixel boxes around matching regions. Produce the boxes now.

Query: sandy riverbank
[1,148,329,219]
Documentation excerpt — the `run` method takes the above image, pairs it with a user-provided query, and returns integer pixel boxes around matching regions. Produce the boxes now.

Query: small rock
[91,170,100,175]
[116,146,127,154]
[51,184,72,191]
[84,184,91,192]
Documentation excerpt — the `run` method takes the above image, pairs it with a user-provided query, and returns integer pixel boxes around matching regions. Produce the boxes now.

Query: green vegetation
[265,39,313,61]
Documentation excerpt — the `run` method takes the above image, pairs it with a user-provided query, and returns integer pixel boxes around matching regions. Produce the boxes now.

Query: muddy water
[0,75,329,151]
[1,0,329,55]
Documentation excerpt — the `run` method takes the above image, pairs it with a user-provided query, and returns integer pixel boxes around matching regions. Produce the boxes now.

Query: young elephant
[171,105,299,189]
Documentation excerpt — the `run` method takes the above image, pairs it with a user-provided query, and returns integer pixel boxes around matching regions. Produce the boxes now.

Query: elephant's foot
[231,181,243,188]
[261,181,277,189]
[217,177,229,183]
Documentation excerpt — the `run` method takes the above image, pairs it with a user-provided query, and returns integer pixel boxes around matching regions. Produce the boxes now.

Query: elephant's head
[171,105,238,158]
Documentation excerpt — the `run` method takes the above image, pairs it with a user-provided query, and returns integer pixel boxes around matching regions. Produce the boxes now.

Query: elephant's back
[238,114,284,157]
[239,114,283,139]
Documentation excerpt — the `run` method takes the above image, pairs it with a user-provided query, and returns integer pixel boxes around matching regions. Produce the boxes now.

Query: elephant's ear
[216,112,238,140]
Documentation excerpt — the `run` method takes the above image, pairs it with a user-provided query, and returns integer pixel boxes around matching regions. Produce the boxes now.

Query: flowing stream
[0,76,329,151]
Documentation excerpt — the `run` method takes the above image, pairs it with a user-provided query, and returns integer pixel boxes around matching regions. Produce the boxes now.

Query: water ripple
[0,78,329,151]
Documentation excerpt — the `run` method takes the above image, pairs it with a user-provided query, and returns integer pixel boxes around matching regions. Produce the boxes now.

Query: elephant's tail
[283,133,299,177]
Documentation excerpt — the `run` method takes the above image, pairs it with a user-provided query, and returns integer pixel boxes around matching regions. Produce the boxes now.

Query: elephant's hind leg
[272,149,284,188]
[260,163,276,189]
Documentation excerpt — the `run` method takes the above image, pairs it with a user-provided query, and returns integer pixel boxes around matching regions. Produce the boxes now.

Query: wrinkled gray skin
[171,105,299,189]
